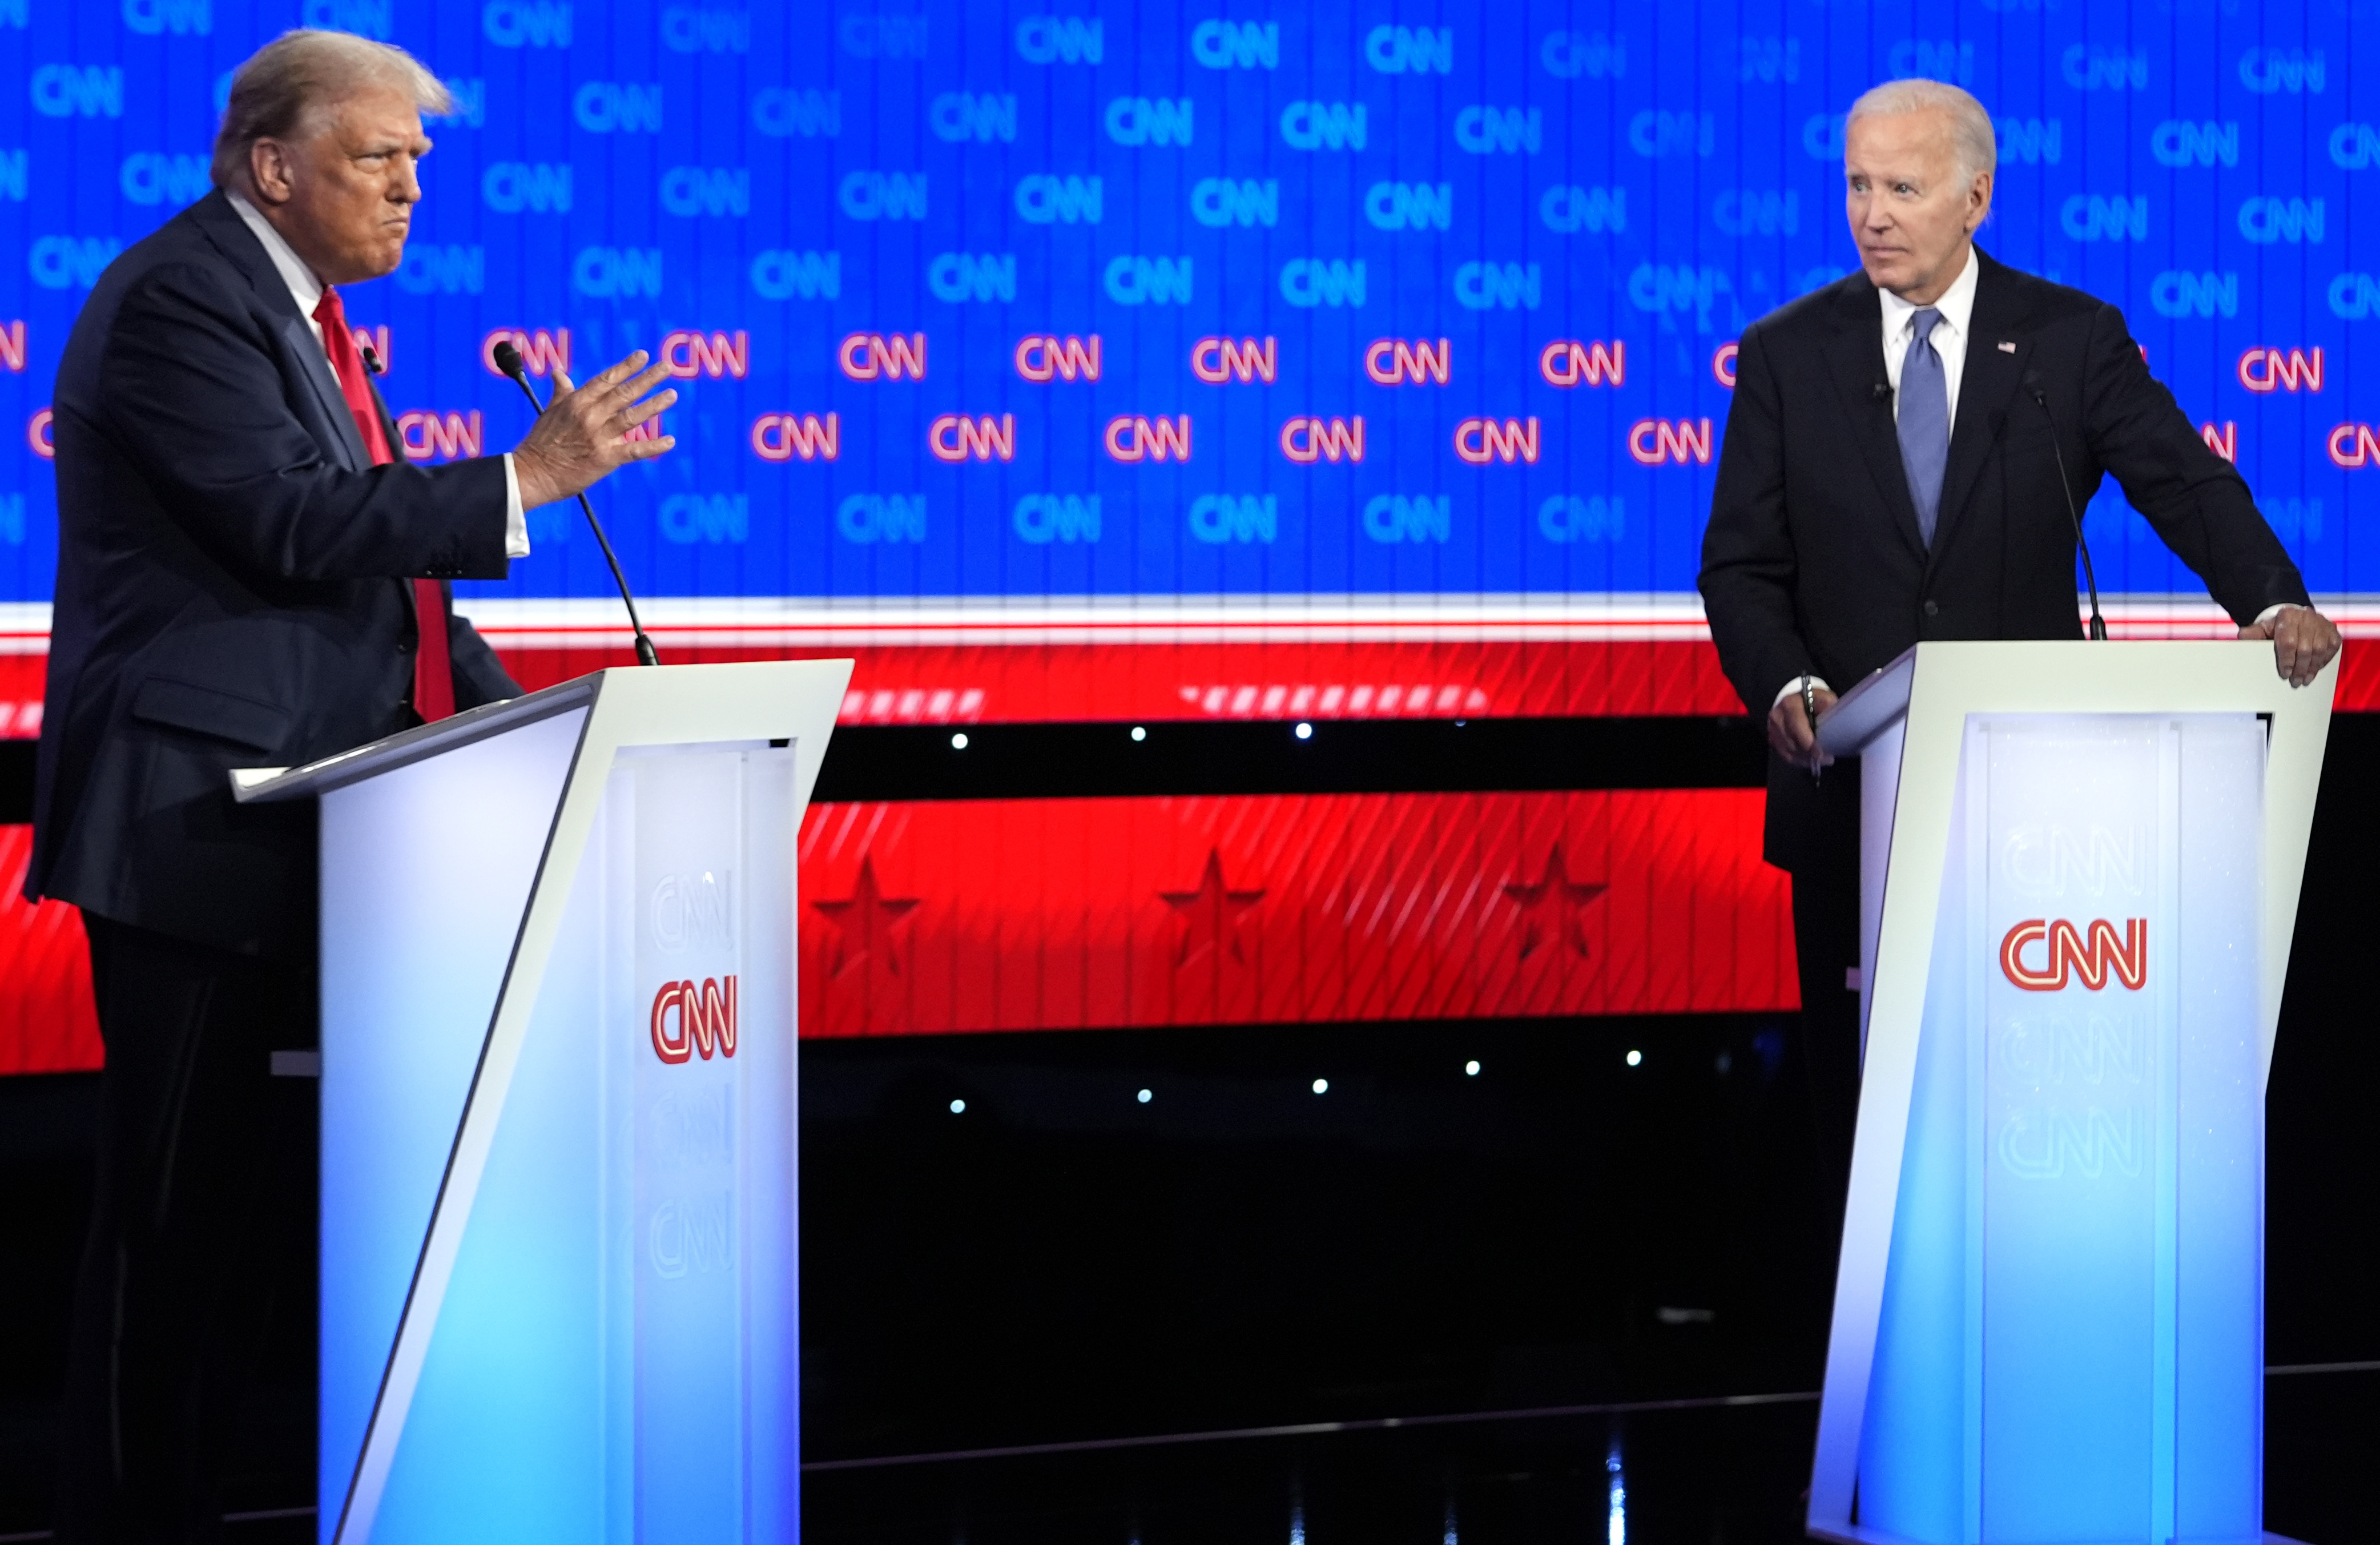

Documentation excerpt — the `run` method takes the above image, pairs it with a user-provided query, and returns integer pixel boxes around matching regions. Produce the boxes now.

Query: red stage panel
[0,825,100,1074]
[797,790,1798,1037]
[499,638,1750,723]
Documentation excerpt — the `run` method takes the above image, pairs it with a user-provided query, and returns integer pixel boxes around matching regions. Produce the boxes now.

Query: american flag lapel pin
[1998,340,2016,353]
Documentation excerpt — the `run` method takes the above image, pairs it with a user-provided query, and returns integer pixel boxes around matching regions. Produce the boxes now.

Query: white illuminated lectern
[1805,641,2333,1545]
[232,659,852,1545]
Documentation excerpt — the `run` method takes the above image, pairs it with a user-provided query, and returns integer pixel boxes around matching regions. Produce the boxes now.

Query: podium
[232,659,851,1545]
[1804,642,2333,1545]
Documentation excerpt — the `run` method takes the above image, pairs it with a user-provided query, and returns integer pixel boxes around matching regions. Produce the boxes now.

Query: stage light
[951,732,969,749]
[1131,725,1146,741]
[1312,1077,1328,1094]
[1625,1049,1642,1067]
[949,1098,966,1113]
[1464,1059,1481,1076]
[1137,1088,1151,1103]
[1294,722,1312,739]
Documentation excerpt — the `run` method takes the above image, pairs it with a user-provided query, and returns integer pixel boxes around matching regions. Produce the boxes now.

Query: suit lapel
[283,316,373,473]
[1933,251,2032,557]
[188,190,372,474]
[1820,280,1929,562]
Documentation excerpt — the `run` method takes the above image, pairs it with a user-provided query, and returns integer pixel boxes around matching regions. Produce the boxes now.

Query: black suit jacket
[1699,248,2310,872]
[29,190,520,955]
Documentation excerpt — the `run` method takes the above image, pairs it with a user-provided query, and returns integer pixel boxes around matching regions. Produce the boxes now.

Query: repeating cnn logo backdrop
[0,1,2370,608]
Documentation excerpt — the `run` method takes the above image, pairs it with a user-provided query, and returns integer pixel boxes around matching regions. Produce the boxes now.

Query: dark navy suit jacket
[1699,248,2311,872]
[29,190,520,955]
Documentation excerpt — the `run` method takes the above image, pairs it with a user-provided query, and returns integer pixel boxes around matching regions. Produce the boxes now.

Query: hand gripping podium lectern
[231,659,852,1545]
[1804,641,2334,1545]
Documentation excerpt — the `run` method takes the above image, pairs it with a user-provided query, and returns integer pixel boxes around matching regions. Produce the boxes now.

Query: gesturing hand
[510,351,679,508]
[2237,604,2342,689]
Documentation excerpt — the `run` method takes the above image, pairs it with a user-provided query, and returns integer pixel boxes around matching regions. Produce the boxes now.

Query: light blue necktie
[1898,306,1950,546]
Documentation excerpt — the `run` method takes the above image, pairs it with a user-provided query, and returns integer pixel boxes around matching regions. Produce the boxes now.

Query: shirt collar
[1878,243,1978,341]
[225,189,326,324]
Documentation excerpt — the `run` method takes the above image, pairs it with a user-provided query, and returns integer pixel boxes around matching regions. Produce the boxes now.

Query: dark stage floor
[1,722,2377,1540]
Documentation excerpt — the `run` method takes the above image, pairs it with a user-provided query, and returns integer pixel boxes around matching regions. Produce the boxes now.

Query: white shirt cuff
[2253,603,2296,628]
[1774,674,1831,708]
[502,453,530,558]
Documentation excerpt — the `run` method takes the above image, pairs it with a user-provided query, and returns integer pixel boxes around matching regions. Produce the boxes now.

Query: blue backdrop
[0,0,2369,610]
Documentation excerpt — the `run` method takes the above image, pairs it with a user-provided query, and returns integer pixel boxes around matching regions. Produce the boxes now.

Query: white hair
[1846,78,1996,183]
[213,30,451,190]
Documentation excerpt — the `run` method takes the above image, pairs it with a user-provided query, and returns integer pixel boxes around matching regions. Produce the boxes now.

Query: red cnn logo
[1016,334,1102,382]
[930,413,1016,461]
[751,413,839,461]
[2327,424,2380,469]
[2237,347,2322,393]
[1106,415,1192,461]
[482,327,569,378]
[662,329,750,379]
[1999,919,2148,992]
[0,320,25,373]
[396,411,482,461]
[840,332,927,381]
[2200,421,2237,462]
[1628,418,1714,465]
[1710,343,1738,388]
[1364,338,1451,385]
[1539,339,1624,388]
[1190,336,1276,384]
[1279,416,1364,462]
[1453,417,1540,464]
[651,975,739,1064]
[27,408,52,460]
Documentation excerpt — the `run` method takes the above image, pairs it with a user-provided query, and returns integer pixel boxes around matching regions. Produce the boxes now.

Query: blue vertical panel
[1857,713,2266,1541]
[2171,715,2263,1540]
[1857,751,1975,1545]
[317,706,586,1543]
[1976,722,2170,1542]
[365,741,799,1543]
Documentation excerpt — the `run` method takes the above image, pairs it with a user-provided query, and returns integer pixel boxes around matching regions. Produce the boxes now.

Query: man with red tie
[28,30,675,1539]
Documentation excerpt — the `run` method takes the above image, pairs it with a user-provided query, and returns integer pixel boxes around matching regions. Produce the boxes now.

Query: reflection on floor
[808,1399,1819,1545]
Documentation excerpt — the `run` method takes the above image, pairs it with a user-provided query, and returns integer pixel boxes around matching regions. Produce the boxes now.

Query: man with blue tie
[1699,79,2339,1180]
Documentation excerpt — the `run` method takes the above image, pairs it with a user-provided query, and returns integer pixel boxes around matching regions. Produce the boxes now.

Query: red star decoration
[1160,848,1266,967]
[811,855,920,977]
[1501,843,1608,960]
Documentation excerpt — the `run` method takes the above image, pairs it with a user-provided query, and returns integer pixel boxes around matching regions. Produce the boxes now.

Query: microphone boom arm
[2027,382,2108,642]
[493,348,662,667]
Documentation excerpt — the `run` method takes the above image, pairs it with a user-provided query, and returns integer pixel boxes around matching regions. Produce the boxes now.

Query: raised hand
[510,350,678,508]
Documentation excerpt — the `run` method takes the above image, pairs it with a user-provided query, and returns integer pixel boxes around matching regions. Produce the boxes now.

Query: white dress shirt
[1773,241,2288,710]
[227,191,527,558]
[1879,243,1977,430]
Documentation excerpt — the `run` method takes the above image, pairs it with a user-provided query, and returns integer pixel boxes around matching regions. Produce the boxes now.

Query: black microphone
[360,342,385,376]
[2024,371,2107,641]
[492,340,662,668]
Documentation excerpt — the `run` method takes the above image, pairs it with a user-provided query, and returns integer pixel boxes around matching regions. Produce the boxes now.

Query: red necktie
[315,285,454,722]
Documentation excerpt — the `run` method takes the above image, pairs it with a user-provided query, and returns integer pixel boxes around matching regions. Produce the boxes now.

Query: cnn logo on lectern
[651,977,739,1064]
[1999,919,2147,992]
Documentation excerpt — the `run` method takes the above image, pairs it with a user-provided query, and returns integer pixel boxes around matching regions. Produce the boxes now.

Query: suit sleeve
[88,260,512,584]
[1699,321,1814,715]
[2081,303,2310,621]
[444,597,523,711]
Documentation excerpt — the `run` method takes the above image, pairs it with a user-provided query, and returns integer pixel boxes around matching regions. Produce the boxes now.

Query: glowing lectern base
[1807,642,2333,1545]
[234,659,852,1545]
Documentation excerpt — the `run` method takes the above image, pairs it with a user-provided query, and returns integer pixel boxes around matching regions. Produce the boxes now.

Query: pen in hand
[1801,675,1823,785]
